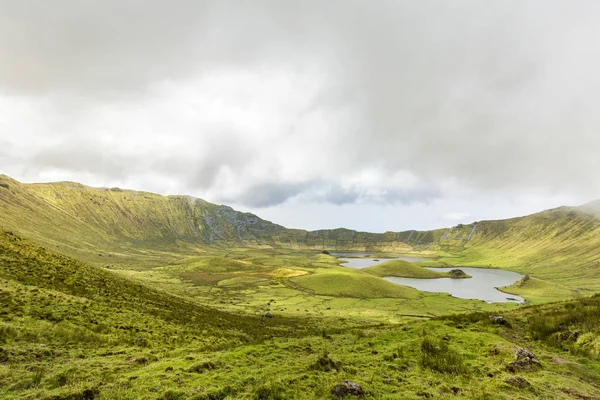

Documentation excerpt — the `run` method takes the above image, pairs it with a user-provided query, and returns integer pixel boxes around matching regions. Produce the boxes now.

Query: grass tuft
[420,336,469,375]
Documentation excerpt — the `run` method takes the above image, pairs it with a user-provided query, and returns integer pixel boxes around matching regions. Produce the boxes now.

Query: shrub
[576,333,600,356]
[188,361,218,373]
[159,391,187,400]
[310,353,340,372]
[253,381,287,400]
[527,315,559,340]
[0,323,18,343]
[420,337,468,375]
[191,385,237,400]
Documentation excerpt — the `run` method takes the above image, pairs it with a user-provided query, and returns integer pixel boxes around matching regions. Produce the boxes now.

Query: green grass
[290,267,421,298]
[364,260,471,279]
[1,231,600,398]
[500,275,582,304]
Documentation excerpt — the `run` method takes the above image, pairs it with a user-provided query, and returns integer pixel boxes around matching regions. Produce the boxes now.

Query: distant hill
[0,175,417,259]
[445,204,600,293]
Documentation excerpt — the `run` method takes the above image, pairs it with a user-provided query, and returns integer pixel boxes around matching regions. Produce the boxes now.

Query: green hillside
[0,175,416,264]
[1,229,600,399]
[438,206,600,294]
[364,260,467,279]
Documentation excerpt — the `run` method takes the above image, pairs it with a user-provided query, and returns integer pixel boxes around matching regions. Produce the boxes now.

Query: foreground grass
[3,296,600,399]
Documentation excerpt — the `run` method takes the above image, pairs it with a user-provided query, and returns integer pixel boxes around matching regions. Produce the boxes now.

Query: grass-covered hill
[0,228,326,399]
[364,260,470,279]
[0,229,311,345]
[0,175,417,262]
[1,228,600,399]
[438,204,600,294]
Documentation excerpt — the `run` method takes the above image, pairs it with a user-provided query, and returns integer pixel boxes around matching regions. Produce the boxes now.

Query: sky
[1,1,599,232]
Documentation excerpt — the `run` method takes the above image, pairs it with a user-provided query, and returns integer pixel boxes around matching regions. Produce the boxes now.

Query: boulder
[264,312,274,318]
[504,376,531,388]
[490,315,508,325]
[331,380,364,398]
[506,348,541,372]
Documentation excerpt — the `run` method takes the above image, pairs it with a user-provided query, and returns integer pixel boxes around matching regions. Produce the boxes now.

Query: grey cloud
[217,181,313,208]
[316,183,440,207]
[30,140,137,178]
[218,179,440,208]
[1,0,600,217]
[151,131,256,190]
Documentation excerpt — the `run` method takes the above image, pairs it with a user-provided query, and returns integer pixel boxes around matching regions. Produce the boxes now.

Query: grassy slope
[1,230,600,399]
[500,276,582,305]
[0,175,414,259]
[0,230,324,399]
[438,206,600,294]
[365,260,456,279]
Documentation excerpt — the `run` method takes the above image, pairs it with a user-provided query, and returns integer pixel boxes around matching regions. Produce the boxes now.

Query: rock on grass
[331,380,364,397]
[504,376,531,388]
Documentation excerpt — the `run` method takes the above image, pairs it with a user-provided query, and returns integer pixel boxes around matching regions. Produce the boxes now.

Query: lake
[337,255,525,303]
[338,255,432,268]
[384,267,525,303]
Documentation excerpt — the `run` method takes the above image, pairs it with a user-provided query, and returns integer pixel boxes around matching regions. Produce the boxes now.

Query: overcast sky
[1,1,599,232]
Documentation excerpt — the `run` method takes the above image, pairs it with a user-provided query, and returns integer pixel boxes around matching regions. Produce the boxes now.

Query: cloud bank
[1,1,598,230]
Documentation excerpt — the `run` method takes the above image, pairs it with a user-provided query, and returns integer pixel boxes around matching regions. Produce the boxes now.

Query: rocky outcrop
[507,348,541,372]
[448,269,470,278]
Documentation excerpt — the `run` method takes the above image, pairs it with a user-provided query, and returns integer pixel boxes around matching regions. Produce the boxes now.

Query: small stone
[504,376,531,388]
[331,380,364,398]
[490,315,508,325]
